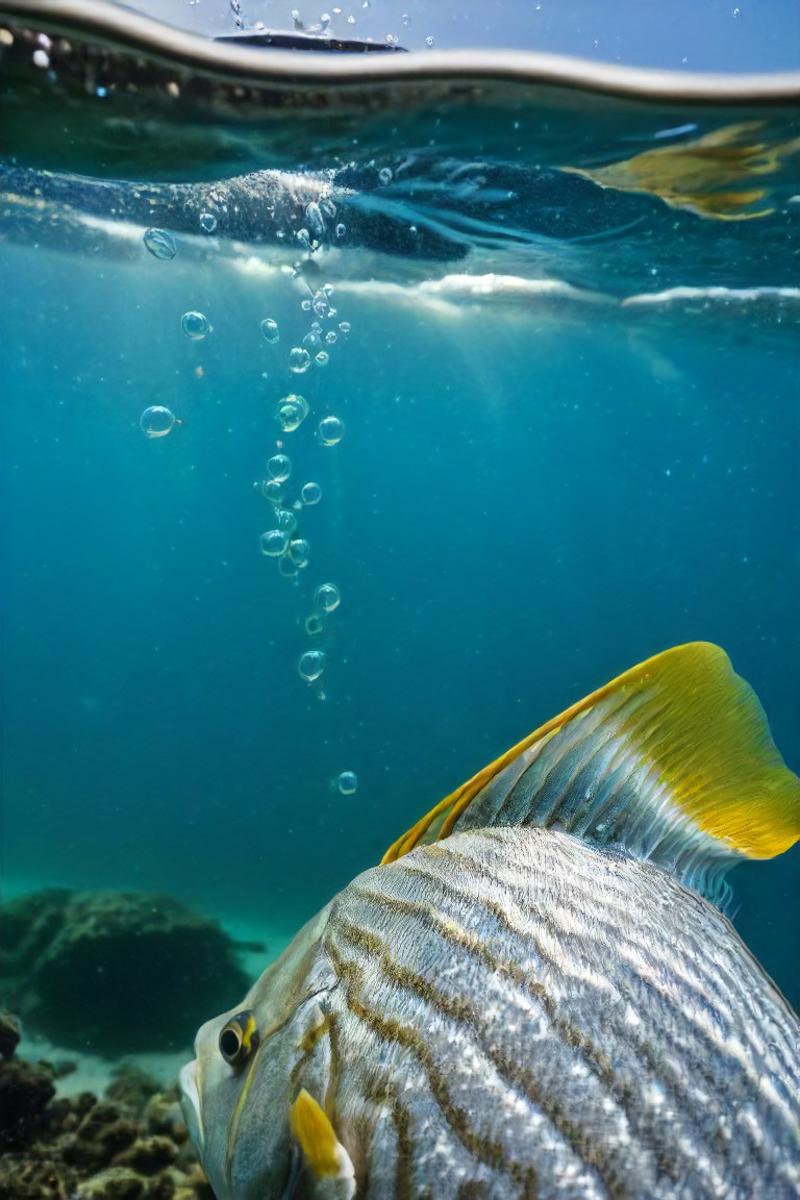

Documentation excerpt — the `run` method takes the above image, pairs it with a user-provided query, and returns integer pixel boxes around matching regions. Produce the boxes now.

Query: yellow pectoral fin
[290,1089,355,1191]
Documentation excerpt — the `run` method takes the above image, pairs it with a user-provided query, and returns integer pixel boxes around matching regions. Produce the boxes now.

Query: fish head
[180,905,335,1200]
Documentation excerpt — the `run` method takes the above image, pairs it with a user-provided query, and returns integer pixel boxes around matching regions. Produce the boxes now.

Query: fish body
[181,644,800,1198]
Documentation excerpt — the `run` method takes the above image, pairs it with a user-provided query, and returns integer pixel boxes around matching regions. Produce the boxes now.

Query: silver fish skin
[180,825,800,1200]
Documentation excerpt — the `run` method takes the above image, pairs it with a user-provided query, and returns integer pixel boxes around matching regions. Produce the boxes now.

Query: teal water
[1,74,799,1019]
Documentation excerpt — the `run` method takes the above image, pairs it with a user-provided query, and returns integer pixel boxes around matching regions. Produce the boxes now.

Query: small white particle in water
[32,48,49,68]
[653,123,698,140]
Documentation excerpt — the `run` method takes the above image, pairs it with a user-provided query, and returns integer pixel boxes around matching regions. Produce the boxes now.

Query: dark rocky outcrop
[0,1013,22,1061]
[0,890,249,1054]
[0,1058,55,1151]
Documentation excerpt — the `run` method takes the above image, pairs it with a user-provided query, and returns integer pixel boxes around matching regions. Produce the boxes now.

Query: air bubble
[199,212,218,233]
[305,201,325,239]
[260,317,280,343]
[336,770,358,795]
[267,453,292,483]
[181,310,209,339]
[314,582,340,613]
[378,167,393,185]
[276,395,308,433]
[339,321,351,334]
[425,34,435,46]
[143,228,176,260]
[325,331,337,345]
[289,538,311,567]
[335,223,347,239]
[298,649,326,683]
[301,481,322,506]
[139,405,176,438]
[315,351,330,367]
[318,415,345,446]
[305,613,325,635]
[288,346,312,374]
[276,508,299,535]
[260,479,285,504]
[260,529,290,557]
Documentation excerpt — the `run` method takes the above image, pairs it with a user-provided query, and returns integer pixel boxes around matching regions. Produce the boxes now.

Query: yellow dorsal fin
[290,1089,354,1186]
[382,643,800,893]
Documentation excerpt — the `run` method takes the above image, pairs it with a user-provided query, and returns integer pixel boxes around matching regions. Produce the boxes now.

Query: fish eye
[219,1025,242,1063]
[219,1011,259,1067]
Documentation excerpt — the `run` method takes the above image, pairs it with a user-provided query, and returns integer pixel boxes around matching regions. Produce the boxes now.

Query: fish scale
[313,828,800,1198]
[180,644,800,1200]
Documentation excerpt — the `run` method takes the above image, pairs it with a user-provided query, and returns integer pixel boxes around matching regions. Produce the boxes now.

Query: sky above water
[123,0,800,71]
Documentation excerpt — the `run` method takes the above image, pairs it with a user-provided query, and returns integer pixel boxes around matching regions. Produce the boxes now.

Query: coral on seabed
[0,1049,215,1200]
[0,1013,22,1061]
[0,889,250,1054]
[0,1058,55,1151]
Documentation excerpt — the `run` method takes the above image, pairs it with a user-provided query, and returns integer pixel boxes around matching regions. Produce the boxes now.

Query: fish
[563,121,800,220]
[180,642,800,1199]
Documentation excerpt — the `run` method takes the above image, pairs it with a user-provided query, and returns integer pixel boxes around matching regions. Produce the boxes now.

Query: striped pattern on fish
[180,644,800,1200]
[304,828,800,1199]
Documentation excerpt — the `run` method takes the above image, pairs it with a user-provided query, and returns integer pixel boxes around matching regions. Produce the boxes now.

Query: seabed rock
[0,1013,22,1061]
[0,888,249,1054]
[0,1059,55,1151]
[0,1054,214,1200]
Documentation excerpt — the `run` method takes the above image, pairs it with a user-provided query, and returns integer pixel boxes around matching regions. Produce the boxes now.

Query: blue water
[1,96,799,1018]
